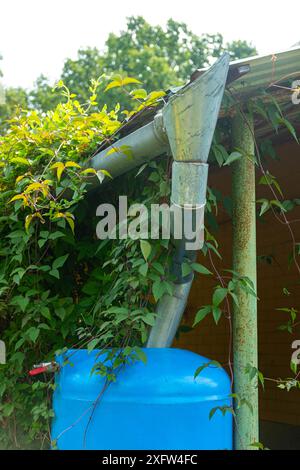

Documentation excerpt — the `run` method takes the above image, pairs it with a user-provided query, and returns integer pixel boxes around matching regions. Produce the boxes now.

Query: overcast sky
[1,0,299,89]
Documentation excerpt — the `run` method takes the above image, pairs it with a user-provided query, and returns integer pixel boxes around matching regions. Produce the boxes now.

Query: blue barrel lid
[55,348,230,404]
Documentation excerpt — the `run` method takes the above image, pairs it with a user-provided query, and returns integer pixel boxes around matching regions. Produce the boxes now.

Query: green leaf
[224,151,242,166]
[135,163,148,177]
[38,238,47,248]
[122,77,142,87]
[162,281,173,296]
[250,442,265,450]
[11,295,29,313]
[82,281,99,295]
[181,262,192,277]
[152,280,165,302]
[2,403,14,417]
[87,338,100,352]
[140,240,151,261]
[144,90,166,104]
[142,313,156,326]
[52,254,69,270]
[131,88,147,100]
[271,199,287,212]
[279,117,299,143]
[258,371,265,390]
[66,217,75,234]
[56,307,67,321]
[212,306,222,324]
[258,199,270,216]
[40,230,50,239]
[10,157,31,166]
[105,76,141,92]
[10,351,25,368]
[26,327,40,343]
[96,169,112,183]
[14,337,25,351]
[291,360,298,374]
[212,287,227,306]
[209,407,218,420]
[49,231,65,240]
[245,364,258,381]
[229,291,239,306]
[152,262,165,276]
[11,267,26,285]
[105,80,120,92]
[107,306,129,315]
[194,364,208,378]
[212,144,228,167]
[134,347,147,364]
[191,263,212,275]
[41,306,51,320]
[49,269,60,279]
[139,262,148,277]
[193,306,211,326]
[259,172,283,197]
[194,360,221,378]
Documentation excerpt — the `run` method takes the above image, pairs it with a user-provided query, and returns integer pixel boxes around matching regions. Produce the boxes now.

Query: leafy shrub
[0,77,172,448]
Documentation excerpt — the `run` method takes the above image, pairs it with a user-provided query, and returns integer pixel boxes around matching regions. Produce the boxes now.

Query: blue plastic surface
[51,348,232,450]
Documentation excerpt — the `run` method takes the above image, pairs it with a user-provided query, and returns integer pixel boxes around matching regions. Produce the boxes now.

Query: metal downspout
[147,53,230,347]
[231,113,259,449]
[90,112,169,181]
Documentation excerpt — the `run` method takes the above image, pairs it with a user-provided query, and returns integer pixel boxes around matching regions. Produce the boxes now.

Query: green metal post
[231,113,259,450]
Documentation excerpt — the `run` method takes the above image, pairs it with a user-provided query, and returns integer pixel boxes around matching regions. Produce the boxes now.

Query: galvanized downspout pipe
[147,53,230,347]
[231,113,259,449]
[90,53,230,348]
[90,112,169,181]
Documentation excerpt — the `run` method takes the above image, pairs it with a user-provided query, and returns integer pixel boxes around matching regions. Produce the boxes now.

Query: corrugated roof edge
[194,46,300,96]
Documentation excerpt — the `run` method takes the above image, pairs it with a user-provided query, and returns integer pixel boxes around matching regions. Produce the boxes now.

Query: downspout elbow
[89,111,169,184]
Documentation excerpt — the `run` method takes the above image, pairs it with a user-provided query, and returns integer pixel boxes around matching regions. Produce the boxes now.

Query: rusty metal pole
[231,112,259,450]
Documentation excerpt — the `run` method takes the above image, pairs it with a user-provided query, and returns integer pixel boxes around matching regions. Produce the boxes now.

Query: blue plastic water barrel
[51,348,232,450]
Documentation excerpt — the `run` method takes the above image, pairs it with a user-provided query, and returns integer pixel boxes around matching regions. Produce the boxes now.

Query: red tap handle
[29,366,48,376]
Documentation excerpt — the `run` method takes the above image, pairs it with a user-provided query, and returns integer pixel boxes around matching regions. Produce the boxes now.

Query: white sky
[0,0,299,89]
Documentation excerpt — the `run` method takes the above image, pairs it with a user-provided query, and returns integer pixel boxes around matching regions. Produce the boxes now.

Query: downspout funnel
[147,53,230,348]
[162,52,230,163]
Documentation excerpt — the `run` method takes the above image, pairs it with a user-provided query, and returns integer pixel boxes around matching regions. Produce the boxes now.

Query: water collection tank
[51,348,232,450]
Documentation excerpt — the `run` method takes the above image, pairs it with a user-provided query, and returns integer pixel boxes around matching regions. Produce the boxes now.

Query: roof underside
[220,46,300,141]
[188,46,300,142]
[220,46,300,98]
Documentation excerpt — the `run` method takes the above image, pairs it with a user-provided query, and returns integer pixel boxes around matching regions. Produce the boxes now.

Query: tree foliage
[60,17,256,106]
[0,16,257,117]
